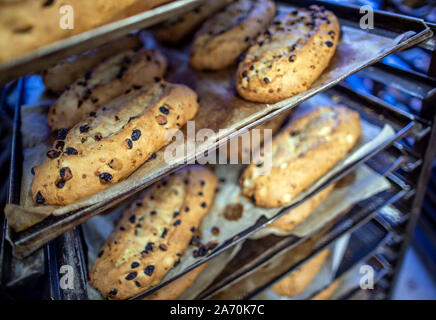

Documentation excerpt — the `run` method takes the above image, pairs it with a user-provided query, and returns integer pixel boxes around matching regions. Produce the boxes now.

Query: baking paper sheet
[5,5,410,234]
[251,164,391,239]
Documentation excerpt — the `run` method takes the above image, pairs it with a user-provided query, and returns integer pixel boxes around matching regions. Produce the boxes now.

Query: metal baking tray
[0,0,205,86]
[5,0,433,259]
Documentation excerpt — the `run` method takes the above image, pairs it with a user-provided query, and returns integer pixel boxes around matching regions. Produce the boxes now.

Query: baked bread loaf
[311,279,340,300]
[190,0,276,71]
[154,0,235,45]
[240,106,361,207]
[42,34,142,93]
[31,81,199,206]
[143,262,209,300]
[0,0,174,64]
[48,49,167,131]
[90,165,218,300]
[236,5,340,103]
[271,248,330,296]
[268,184,334,232]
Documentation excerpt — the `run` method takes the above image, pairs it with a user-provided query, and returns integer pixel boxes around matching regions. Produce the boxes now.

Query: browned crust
[311,279,340,300]
[0,0,174,64]
[190,0,276,71]
[153,0,235,45]
[236,5,340,103]
[268,184,335,232]
[31,81,198,206]
[89,165,218,300]
[240,106,361,208]
[142,262,209,300]
[271,248,330,296]
[48,49,167,131]
[42,34,142,93]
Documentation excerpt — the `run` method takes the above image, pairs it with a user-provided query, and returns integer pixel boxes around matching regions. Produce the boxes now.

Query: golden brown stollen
[268,184,335,232]
[31,81,198,206]
[240,105,361,207]
[154,0,235,45]
[271,248,330,297]
[236,5,340,103]
[48,49,167,131]
[0,0,174,64]
[42,34,142,93]
[190,0,276,71]
[90,165,218,300]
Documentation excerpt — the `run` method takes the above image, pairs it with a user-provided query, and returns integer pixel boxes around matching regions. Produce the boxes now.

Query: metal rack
[1,0,436,300]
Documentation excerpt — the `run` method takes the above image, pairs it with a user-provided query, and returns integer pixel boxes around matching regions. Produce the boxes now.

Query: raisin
[125,272,137,280]
[55,140,65,150]
[108,288,117,296]
[65,147,78,155]
[154,77,161,82]
[47,149,60,159]
[190,227,196,233]
[289,54,296,62]
[133,85,142,90]
[89,112,97,117]
[145,242,154,253]
[263,77,270,83]
[35,192,45,204]
[131,129,141,141]
[99,172,113,183]
[173,211,180,218]
[161,228,168,238]
[79,124,90,133]
[144,265,154,276]
[125,139,133,149]
[129,215,136,223]
[201,202,207,208]
[185,206,190,213]
[94,133,103,141]
[56,179,65,189]
[173,219,181,226]
[60,167,72,181]
[173,259,181,267]
[325,41,334,47]
[131,262,140,269]
[159,106,169,115]
[242,71,248,78]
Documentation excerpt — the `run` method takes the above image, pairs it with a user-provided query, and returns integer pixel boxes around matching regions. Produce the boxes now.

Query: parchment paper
[258,233,350,300]
[6,7,408,234]
[81,188,242,300]
[250,164,390,239]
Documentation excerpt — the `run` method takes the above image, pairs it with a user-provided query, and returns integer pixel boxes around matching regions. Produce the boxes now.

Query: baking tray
[5,0,432,259]
[0,0,206,86]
